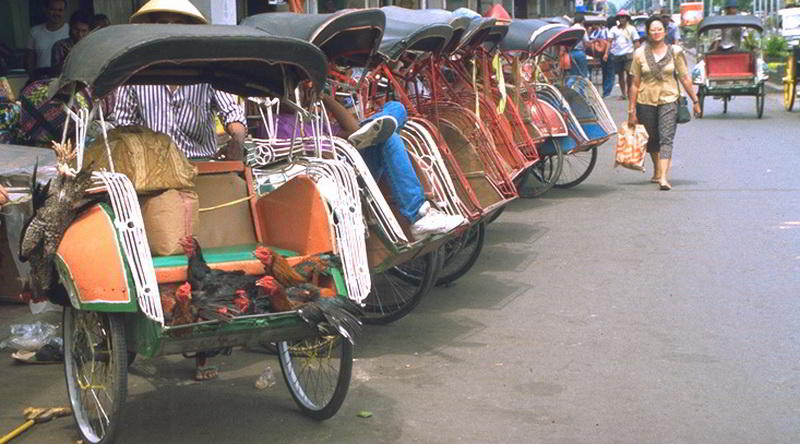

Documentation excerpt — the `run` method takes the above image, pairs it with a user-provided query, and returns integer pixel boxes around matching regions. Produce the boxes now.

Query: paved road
[2,90,799,444]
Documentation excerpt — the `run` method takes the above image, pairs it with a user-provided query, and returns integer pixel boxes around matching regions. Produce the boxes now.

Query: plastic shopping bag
[614,122,649,172]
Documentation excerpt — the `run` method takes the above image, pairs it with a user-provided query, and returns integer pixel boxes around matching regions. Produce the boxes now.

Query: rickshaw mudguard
[55,203,138,312]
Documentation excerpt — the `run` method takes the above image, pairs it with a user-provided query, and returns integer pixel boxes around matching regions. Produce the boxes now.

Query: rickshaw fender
[54,203,138,312]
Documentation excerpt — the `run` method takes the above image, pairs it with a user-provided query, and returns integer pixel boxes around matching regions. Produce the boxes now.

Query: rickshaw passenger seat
[151,243,298,269]
[706,52,755,79]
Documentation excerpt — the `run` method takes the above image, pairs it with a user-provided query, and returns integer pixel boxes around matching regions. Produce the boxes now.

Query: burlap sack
[140,189,199,256]
[84,126,196,192]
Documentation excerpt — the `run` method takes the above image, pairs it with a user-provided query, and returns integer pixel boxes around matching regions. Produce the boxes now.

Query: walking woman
[628,16,701,190]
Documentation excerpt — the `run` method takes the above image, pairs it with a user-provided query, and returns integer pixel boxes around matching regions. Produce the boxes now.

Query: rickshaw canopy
[240,10,385,68]
[697,15,764,34]
[373,7,469,55]
[52,24,329,98]
[482,21,510,50]
[522,20,584,55]
[457,17,497,53]
[379,6,454,61]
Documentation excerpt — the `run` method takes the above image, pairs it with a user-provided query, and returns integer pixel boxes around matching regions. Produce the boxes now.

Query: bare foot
[658,181,672,191]
[195,365,219,381]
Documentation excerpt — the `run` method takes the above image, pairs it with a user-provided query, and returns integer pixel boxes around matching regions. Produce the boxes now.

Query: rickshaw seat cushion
[581,123,608,141]
[706,52,754,79]
[151,243,298,269]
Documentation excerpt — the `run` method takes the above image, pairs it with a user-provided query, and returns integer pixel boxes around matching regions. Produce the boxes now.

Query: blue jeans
[601,59,614,97]
[359,101,425,223]
[568,50,589,78]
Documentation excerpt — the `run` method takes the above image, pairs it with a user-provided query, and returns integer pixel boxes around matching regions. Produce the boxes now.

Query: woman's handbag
[673,47,691,124]
[614,122,649,172]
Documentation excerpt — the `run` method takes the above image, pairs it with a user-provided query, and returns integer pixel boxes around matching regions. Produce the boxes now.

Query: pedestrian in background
[628,16,701,190]
[595,17,614,97]
[50,10,92,76]
[608,10,640,99]
[25,0,68,82]
[569,13,590,78]
[662,14,681,45]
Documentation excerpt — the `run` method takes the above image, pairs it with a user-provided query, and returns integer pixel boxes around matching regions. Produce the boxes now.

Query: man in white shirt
[26,0,69,81]
[607,9,640,99]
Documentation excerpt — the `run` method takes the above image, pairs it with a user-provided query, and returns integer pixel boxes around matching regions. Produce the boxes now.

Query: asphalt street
[1,88,799,444]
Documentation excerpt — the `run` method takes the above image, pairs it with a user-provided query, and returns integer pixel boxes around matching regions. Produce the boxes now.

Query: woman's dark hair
[91,13,110,29]
[645,16,667,37]
[69,10,92,27]
[574,13,585,24]
[606,16,616,28]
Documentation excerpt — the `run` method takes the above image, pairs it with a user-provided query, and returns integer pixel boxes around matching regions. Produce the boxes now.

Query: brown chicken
[253,246,307,288]
[160,284,179,323]
[254,276,362,344]
[292,256,333,287]
[171,282,195,326]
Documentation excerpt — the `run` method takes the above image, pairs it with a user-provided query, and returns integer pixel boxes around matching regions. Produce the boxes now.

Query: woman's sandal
[195,365,219,381]
[659,182,672,191]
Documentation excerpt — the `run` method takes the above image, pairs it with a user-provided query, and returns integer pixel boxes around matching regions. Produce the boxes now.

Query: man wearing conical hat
[113,0,247,160]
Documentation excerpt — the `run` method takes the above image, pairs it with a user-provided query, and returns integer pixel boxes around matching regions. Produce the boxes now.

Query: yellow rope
[198,195,255,213]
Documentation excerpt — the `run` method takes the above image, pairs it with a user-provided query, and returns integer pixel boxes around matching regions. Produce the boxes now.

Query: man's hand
[627,110,637,127]
[223,121,246,160]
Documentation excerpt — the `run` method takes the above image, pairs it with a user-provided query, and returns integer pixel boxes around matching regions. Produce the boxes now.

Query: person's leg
[616,57,627,98]
[656,102,678,190]
[625,55,634,99]
[348,101,407,149]
[635,103,660,180]
[602,59,614,97]
[380,133,425,223]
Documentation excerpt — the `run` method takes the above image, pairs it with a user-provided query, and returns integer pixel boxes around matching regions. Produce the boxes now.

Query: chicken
[292,255,338,287]
[19,142,98,304]
[253,246,307,288]
[254,276,363,344]
[160,284,179,323]
[171,282,195,327]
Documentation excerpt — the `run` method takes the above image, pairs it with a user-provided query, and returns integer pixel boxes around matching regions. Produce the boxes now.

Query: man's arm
[112,86,141,127]
[321,94,359,137]
[212,89,247,159]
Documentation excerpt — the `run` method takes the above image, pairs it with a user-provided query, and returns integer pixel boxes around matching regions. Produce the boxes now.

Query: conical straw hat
[130,0,208,24]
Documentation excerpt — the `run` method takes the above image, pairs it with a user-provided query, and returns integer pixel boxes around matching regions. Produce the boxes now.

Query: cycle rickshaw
[35,23,368,443]
[783,44,800,111]
[693,15,767,118]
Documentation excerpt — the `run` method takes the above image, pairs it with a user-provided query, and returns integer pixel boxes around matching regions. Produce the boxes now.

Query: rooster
[292,255,340,287]
[171,282,195,326]
[19,141,98,304]
[253,246,307,288]
[255,276,363,344]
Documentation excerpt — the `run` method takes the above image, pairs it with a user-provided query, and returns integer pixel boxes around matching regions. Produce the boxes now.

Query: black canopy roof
[500,19,583,54]
[379,7,454,61]
[526,20,583,54]
[698,15,763,33]
[240,10,385,67]
[482,22,510,51]
[53,24,328,98]
[456,17,496,53]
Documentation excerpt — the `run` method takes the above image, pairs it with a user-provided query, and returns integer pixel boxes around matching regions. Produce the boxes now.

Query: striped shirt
[113,84,246,158]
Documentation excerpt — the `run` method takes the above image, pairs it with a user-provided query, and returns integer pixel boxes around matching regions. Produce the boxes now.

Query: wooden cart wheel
[757,84,765,119]
[435,222,486,287]
[278,335,352,420]
[517,138,565,197]
[63,308,128,444]
[784,54,796,111]
[361,249,439,325]
[555,146,598,189]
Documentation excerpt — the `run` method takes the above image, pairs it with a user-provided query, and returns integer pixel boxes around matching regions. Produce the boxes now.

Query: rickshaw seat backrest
[706,52,754,79]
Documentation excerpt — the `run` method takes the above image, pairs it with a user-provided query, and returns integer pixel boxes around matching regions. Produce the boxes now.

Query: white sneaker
[410,202,466,241]
[348,115,397,149]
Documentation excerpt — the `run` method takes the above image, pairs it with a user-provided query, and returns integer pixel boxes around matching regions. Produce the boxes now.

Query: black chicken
[19,143,98,304]
[178,236,260,317]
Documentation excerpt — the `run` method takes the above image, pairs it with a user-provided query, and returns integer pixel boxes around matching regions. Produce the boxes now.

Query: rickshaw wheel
[63,308,127,444]
[554,147,598,189]
[517,141,565,198]
[360,250,439,325]
[785,54,796,111]
[756,84,765,119]
[435,222,486,287]
[278,335,352,421]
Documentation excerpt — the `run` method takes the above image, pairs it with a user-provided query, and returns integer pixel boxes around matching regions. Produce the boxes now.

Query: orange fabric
[57,206,131,303]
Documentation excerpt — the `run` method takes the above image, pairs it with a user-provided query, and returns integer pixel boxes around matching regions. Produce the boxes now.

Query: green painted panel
[152,243,299,269]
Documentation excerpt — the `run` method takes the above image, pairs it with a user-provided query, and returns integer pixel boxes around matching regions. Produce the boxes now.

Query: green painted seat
[151,243,299,269]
